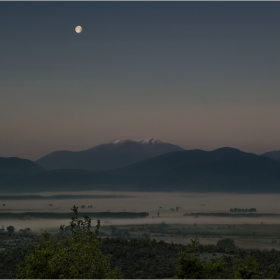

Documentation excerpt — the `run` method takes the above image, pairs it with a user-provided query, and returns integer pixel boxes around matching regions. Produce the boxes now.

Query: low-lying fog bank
[0,191,279,213]
[3,215,280,232]
[0,191,280,231]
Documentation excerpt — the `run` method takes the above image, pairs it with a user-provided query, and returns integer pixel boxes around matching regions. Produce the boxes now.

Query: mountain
[2,147,280,193]
[261,151,280,161]
[35,138,184,171]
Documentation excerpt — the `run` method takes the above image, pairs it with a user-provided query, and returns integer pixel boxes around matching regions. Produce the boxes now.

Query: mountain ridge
[261,150,280,161]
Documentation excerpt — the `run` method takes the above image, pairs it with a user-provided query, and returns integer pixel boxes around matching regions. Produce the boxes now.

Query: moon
[75,26,82,33]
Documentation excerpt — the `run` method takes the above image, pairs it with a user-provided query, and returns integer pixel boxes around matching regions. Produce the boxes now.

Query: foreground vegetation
[16,206,121,279]
[1,207,280,278]
[2,237,280,278]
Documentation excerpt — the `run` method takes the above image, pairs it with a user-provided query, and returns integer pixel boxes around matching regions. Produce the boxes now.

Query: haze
[1,2,280,160]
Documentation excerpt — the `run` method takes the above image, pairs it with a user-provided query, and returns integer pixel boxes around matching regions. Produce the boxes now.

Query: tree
[216,238,237,252]
[6,225,15,234]
[17,205,122,279]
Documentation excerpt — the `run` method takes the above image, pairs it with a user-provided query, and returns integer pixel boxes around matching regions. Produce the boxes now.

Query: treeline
[102,238,280,279]
[184,212,277,217]
[0,194,125,200]
[0,211,149,220]
[2,237,280,278]
[230,208,257,212]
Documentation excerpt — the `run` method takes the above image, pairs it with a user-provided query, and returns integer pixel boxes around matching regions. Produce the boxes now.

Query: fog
[1,191,280,231]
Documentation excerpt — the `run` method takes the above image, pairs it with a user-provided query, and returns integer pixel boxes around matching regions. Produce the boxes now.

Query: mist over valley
[1,191,280,254]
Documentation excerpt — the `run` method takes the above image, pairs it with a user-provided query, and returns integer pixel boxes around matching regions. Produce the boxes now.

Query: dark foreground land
[1,228,280,279]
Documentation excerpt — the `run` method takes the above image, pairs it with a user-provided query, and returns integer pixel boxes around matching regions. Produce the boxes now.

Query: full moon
[75,26,82,33]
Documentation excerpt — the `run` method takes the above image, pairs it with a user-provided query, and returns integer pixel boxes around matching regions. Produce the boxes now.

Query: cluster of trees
[230,208,257,212]
[216,238,237,252]
[0,226,31,234]
[18,228,31,234]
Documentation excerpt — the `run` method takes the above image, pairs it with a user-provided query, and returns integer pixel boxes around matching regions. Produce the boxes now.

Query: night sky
[1,2,280,160]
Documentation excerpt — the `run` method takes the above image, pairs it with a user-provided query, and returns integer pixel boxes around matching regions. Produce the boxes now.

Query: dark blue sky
[1,2,280,159]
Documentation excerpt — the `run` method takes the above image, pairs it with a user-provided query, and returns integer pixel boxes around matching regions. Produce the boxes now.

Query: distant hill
[35,138,184,171]
[261,151,280,161]
[0,157,45,177]
[1,147,280,193]
[0,157,45,192]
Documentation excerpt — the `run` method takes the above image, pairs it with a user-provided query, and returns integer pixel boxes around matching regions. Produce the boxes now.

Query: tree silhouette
[6,226,15,234]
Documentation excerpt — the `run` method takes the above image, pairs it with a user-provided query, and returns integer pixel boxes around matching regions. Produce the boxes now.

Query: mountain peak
[107,139,128,145]
[107,138,164,145]
[138,138,162,144]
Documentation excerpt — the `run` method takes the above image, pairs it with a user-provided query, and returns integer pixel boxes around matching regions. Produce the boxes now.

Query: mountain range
[1,138,280,193]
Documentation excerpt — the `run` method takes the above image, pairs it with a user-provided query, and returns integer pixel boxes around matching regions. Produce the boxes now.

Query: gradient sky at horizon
[1,2,280,160]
